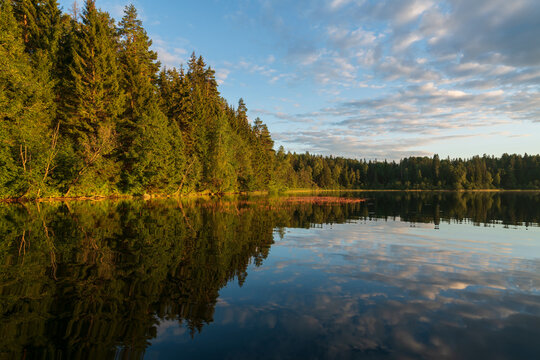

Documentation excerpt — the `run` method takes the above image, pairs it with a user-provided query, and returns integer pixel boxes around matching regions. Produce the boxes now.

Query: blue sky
[59,0,540,160]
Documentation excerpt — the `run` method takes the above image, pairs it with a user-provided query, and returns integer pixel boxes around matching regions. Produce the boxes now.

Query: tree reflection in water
[0,192,538,358]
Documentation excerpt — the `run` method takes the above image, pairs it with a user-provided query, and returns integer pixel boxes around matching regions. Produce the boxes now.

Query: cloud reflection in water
[151,219,540,359]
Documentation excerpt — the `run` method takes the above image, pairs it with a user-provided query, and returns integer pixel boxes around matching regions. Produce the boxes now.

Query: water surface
[0,192,539,359]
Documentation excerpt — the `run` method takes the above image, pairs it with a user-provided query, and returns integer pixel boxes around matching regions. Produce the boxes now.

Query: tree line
[1,0,538,199]
[280,152,540,190]
[1,0,275,198]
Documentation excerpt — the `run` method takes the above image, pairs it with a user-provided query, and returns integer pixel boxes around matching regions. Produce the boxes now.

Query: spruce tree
[12,0,62,59]
[207,113,236,192]
[0,0,56,197]
[12,0,63,111]
[158,67,198,192]
[252,117,274,188]
[186,53,222,190]
[62,0,124,195]
[117,5,184,193]
[117,4,159,125]
[232,99,255,191]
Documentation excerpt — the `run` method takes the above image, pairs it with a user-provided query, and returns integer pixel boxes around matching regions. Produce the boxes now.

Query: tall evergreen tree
[158,67,193,141]
[186,53,222,190]
[12,0,63,112]
[232,99,255,191]
[157,66,198,192]
[207,113,236,192]
[0,0,56,197]
[252,117,274,188]
[117,5,184,193]
[62,0,124,195]
[12,0,62,58]
[117,4,159,123]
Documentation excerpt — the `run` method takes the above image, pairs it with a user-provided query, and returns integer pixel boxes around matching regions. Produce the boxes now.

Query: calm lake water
[1,192,539,359]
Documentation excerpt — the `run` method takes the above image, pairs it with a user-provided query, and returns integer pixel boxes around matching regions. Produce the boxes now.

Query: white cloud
[393,32,422,52]
[329,0,353,10]
[149,0,540,158]
[152,38,188,68]
[215,69,230,85]
[393,0,434,25]
[327,26,379,50]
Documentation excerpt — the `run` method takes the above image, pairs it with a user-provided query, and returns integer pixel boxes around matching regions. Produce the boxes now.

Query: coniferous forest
[1,0,539,200]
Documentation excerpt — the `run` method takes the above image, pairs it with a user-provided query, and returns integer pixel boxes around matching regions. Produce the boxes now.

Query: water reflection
[201,220,539,360]
[0,192,539,359]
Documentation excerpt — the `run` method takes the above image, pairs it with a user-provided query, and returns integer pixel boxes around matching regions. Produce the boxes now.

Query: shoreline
[1,188,539,204]
[284,189,540,193]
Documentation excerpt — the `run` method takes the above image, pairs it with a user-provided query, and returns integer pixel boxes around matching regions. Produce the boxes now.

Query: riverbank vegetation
[1,0,539,200]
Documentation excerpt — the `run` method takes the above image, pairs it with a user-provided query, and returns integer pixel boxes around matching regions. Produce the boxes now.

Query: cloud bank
[245,0,540,159]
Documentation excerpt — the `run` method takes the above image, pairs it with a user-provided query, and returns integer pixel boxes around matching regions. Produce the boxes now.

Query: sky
[59,0,540,160]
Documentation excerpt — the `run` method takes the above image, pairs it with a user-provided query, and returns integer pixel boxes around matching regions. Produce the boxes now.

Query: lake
[0,192,539,359]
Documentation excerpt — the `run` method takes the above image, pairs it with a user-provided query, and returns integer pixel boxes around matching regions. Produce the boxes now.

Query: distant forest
[1,0,539,199]
[286,153,540,190]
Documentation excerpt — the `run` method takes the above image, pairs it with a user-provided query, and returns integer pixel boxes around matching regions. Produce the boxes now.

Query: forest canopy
[0,0,539,199]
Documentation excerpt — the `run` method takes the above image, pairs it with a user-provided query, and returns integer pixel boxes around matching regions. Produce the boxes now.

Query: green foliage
[278,152,540,190]
[0,0,537,199]
[116,5,183,194]
[0,0,56,198]
[58,0,124,196]
[12,0,62,58]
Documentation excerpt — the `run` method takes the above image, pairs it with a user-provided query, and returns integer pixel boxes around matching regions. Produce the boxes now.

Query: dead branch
[38,121,61,198]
